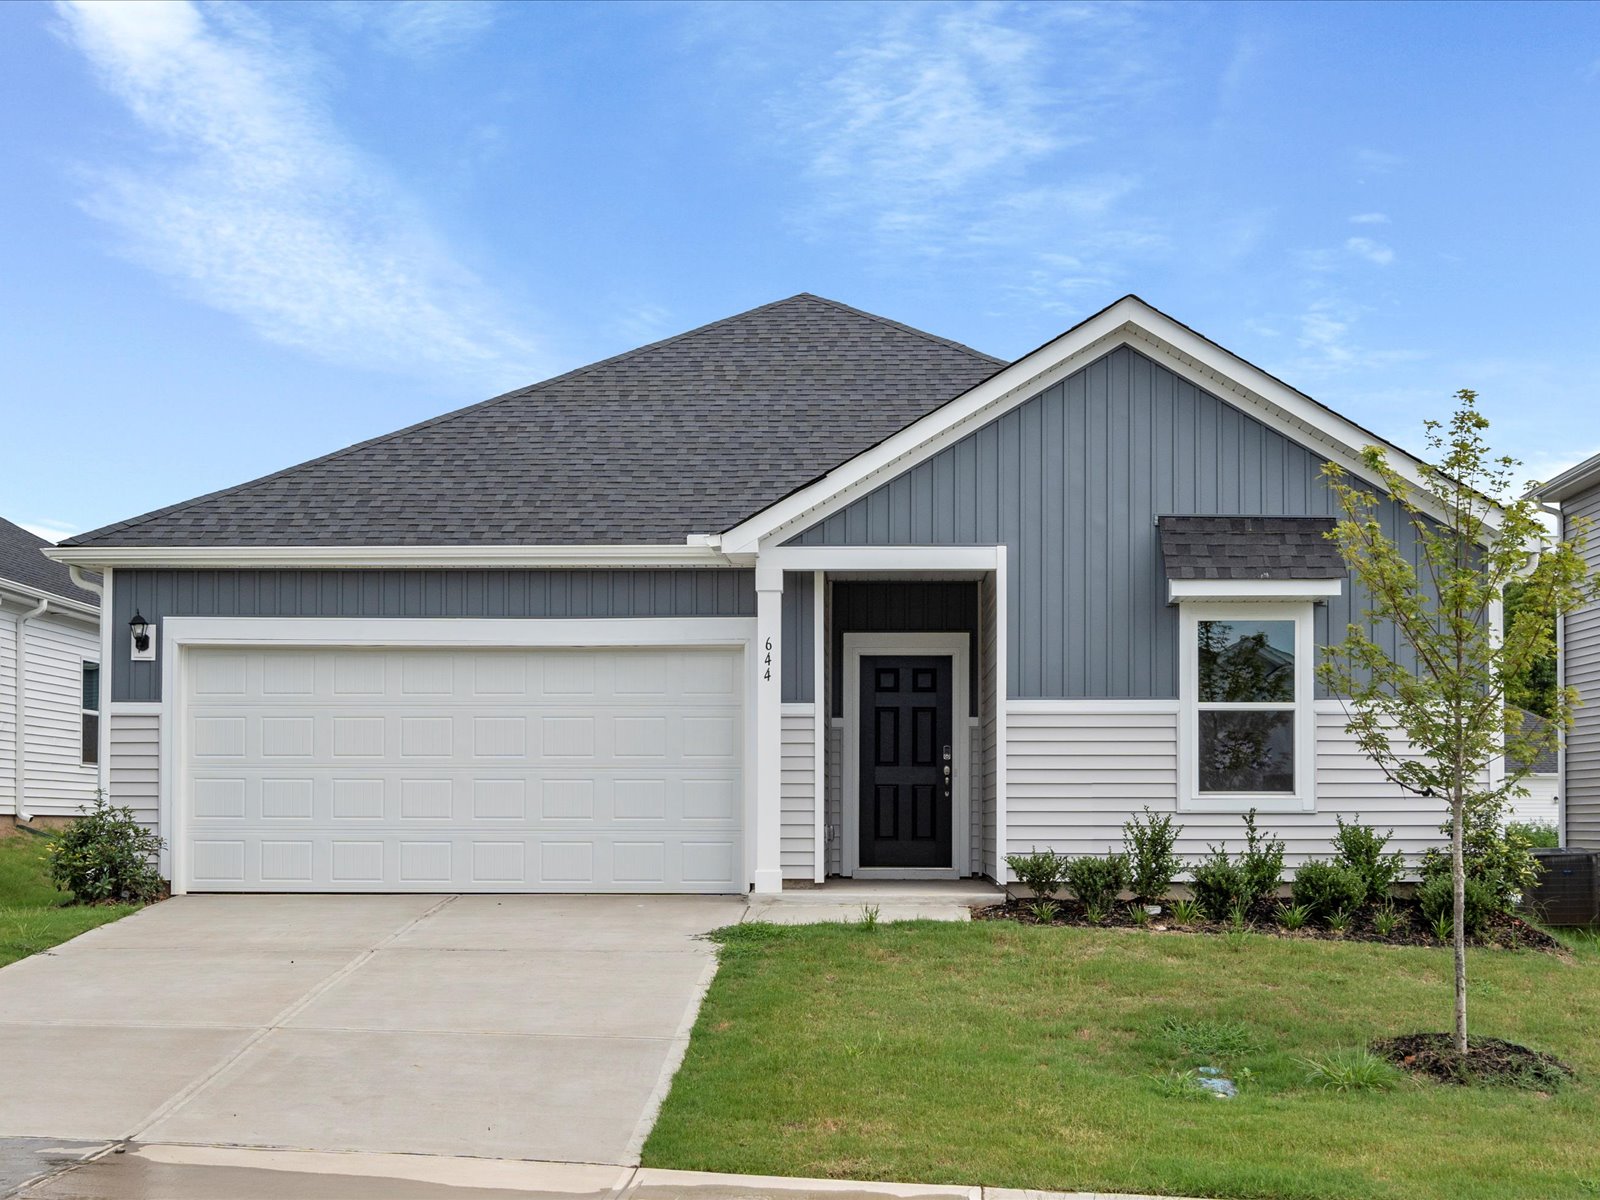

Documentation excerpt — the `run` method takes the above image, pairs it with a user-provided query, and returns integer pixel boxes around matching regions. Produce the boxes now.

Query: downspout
[13,595,48,823]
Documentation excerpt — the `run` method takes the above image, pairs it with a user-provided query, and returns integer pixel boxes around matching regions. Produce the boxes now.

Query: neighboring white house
[0,517,101,826]
[1506,709,1560,832]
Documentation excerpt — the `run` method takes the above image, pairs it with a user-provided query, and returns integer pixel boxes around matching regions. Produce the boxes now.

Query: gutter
[8,593,48,823]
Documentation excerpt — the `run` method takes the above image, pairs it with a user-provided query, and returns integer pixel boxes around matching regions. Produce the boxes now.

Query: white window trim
[1177,600,1316,814]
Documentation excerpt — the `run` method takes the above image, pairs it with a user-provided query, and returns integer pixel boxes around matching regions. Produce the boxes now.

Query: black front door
[859,656,953,869]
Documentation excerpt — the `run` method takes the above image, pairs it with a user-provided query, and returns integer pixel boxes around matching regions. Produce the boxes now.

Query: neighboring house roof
[0,517,99,607]
[1157,516,1344,581]
[1510,709,1560,775]
[1527,449,1600,503]
[61,295,1003,549]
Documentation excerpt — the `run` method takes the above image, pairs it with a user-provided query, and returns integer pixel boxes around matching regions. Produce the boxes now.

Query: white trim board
[156,615,757,895]
[47,544,741,570]
[716,296,1493,553]
[840,631,971,880]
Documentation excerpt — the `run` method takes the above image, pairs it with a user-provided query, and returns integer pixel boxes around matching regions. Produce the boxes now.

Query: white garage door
[181,645,744,893]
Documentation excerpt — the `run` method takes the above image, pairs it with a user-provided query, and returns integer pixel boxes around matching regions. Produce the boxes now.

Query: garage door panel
[183,646,743,893]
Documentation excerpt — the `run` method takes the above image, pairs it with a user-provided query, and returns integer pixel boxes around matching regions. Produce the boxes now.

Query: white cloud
[783,3,1164,285]
[327,0,498,60]
[1345,236,1395,266]
[17,520,81,544]
[55,0,537,385]
[1349,212,1389,225]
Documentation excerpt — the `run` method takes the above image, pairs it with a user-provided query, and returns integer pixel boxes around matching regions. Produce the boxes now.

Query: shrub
[1420,798,1540,912]
[1373,904,1404,937]
[1332,816,1406,904]
[1290,860,1368,925]
[1276,902,1310,931]
[1065,853,1129,913]
[1123,807,1182,905]
[49,794,164,904]
[1190,847,1251,923]
[1508,821,1559,850]
[1168,897,1201,925]
[1006,848,1066,899]
[1417,872,1498,938]
[1240,810,1286,908]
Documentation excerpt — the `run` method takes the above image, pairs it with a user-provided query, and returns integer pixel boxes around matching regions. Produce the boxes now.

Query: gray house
[49,295,1452,894]
[1531,458,1600,848]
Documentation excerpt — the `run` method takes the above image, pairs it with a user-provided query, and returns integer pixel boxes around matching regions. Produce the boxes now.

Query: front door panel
[859,655,953,869]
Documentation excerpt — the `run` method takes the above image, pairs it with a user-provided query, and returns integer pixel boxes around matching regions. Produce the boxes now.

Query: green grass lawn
[0,831,140,968]
[644,920,1600,1200]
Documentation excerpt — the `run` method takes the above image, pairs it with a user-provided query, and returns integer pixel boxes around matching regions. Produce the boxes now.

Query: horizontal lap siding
[781,710,815,879]
[1005,703,1445,870]
[109,712,159,829]
[0,609,14,812]
[1506,775,1559,830]
[19,616,99,819]
[1563,487,1600,848]
[111,568,757,703]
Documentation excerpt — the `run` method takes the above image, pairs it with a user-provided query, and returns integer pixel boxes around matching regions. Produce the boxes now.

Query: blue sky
[3,0,1598,542]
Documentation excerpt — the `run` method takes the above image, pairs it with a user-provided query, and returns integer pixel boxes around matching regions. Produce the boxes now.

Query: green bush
[1291,859,1369,925]
[49,794,165,904]
[1507,821,1559,850]
[1190,847,1251,923]
[1065,853,1129,913]
[1005,848,1066,899]
[1240,810,1286,908]
[1420,799,1540,912]
[1123,807,1182,905]
[1332,816,1405,904]
[1417,872,1497,937]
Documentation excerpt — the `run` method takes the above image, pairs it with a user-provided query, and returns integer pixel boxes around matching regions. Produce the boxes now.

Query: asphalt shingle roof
[65,295,1004,548]
[0,517,99,606]
[1158,515,1346,581]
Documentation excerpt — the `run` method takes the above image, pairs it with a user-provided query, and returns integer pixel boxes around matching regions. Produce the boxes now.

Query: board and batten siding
[781,706,816,879]
[11,614,100,820]
[1005,702,1446,870]
[108,710,160,829]
[110,568,756,703]
[787,344,1427,701]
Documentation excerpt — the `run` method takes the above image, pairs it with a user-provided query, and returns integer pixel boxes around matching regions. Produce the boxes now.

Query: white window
[81,661,100,766]
[1178,602,1315,813]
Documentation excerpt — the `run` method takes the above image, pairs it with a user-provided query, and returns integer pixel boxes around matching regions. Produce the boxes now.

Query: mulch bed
[972,897,1564,953]
[1373,1033,1575,1087]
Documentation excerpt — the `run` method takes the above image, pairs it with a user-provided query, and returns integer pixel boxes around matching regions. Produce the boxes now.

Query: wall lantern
[129,611,151,654]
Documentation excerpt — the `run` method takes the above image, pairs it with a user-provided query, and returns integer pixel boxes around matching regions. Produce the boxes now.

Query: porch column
[752,565,784,894]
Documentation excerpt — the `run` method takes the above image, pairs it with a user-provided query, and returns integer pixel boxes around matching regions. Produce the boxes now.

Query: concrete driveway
[0,894,742,1175]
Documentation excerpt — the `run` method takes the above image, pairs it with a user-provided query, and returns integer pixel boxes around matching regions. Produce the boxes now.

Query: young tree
[1319,390,1595,1056]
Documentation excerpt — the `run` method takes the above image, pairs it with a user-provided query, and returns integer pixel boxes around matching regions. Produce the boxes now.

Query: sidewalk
[15,1143,1200,1200]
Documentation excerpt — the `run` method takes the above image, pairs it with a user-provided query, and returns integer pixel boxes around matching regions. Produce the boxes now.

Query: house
[1529,456,1600,848]
[1506,710,1560,831]
[47,294,1459,894]
[0,517,101,827]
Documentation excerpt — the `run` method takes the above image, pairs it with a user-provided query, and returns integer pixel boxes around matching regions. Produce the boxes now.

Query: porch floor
[745,879,1003,925]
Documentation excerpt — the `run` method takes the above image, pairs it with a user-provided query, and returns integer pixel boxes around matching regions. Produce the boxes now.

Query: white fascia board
[0,580,98,620]
[1167,578,1343,603]
[718,296,1491,552]
[759,545,1004,573]
[44,544,736,570]
[1527,450,1600,503]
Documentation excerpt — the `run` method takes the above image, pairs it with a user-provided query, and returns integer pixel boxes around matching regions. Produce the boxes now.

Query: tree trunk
[1452,792,1468,1056]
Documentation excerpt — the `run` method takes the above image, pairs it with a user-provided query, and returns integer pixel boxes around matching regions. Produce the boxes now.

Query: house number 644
[763,637,773,682]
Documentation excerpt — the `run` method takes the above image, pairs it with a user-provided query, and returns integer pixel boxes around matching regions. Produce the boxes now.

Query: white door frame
[158,616,756,895]
[841,631,970,879]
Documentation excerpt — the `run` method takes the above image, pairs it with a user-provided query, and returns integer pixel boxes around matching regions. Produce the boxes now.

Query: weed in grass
[1167,898,1200,925]
[1026,899,1059,924]
[1373,904,1404,937]
[858,904,881,931]
[1326,909,1352,936]
[1276,902,1309,931]
[1223,925,1250,953]
[1153,1068,1208,1100]
[1159,1016,1256,1062]
[1301,1049,1402,1092]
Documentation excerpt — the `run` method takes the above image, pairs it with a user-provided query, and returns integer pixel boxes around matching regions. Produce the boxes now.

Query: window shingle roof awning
[1158,515,1346,582]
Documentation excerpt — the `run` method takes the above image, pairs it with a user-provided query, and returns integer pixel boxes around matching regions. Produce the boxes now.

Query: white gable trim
[716,296,1485,553]
[44,544,740,570]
